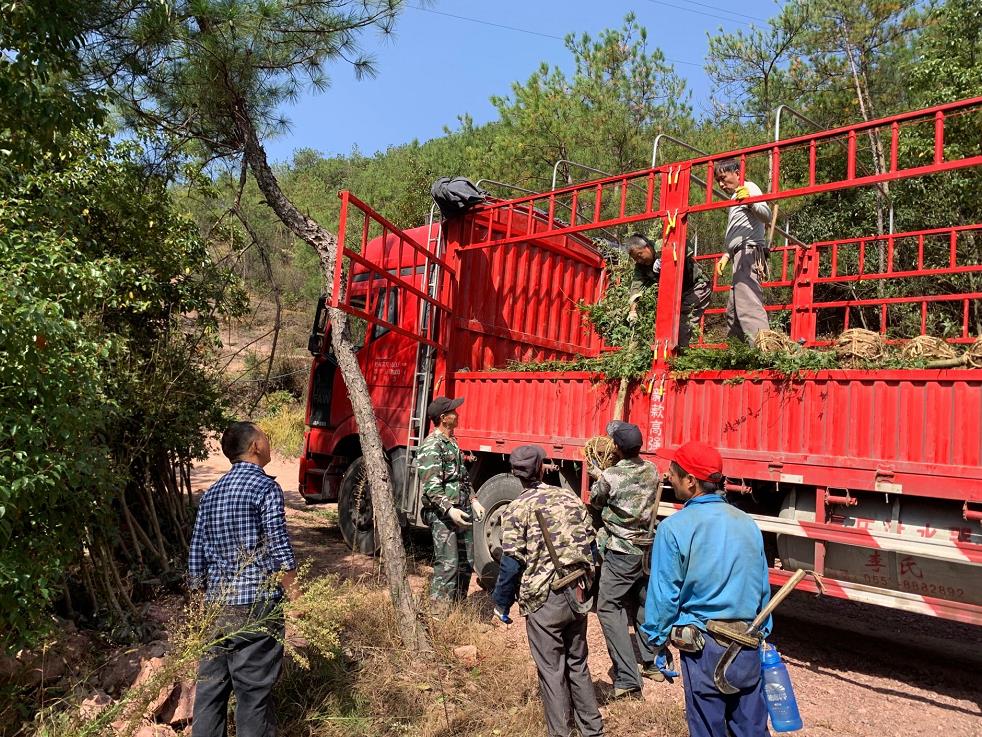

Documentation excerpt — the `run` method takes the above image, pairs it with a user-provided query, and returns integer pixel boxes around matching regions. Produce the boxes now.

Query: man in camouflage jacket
[416,396,484,608]
[493,445,605,737]
[589,422,661,697]
[625,233,711,349]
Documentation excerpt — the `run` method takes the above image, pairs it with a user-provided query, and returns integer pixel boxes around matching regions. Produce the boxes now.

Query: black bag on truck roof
[431,176,486,219]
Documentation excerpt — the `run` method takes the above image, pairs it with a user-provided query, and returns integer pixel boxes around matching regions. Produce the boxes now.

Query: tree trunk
[232,102,429,652]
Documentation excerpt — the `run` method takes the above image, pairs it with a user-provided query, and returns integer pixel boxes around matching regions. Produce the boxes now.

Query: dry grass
[27,574,689,737]
[282,590,544,737]
[256,392,306,458]
[283,587,689,737]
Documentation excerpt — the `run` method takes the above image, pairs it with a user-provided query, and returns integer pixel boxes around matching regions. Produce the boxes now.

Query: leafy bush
[0,128,245,649]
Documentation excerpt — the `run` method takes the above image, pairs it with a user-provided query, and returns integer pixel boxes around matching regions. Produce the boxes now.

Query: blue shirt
[188,462,297,605]
[641,494,771,647]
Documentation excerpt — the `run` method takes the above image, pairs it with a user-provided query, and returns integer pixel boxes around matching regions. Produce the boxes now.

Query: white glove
[587,463,602,479]
[470,499,486,523]
[448,507,472,528]
[626,309,639,325]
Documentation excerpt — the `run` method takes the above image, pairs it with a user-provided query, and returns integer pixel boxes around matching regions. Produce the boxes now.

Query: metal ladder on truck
[403,203,447,524]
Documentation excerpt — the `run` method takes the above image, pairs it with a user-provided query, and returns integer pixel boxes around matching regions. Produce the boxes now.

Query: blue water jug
[760,644,803,732]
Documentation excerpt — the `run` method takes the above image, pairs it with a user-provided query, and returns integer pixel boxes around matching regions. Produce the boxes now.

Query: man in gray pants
[493,445,605,737]
[714,159,772,342]
[589,422,661,699]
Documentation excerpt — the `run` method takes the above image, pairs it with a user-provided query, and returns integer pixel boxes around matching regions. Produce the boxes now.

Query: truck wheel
[338,456,379,555]
[473,473,523,589]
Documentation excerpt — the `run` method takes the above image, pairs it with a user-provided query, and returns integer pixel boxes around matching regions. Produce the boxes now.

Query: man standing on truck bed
[625,233,711,348]
[416,396,484,615]
[642,441,771,737]
[714,159,771,342]
[493,445,606,737]
[589,421,661,699]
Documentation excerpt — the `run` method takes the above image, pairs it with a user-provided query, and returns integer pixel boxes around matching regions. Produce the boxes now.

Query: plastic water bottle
[760,644,803,732]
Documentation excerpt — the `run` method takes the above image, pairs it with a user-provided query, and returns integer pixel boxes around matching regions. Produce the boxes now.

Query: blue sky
[266,0,784,162]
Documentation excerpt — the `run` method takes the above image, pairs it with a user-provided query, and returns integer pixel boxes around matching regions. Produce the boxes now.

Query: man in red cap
[640,441,771,737]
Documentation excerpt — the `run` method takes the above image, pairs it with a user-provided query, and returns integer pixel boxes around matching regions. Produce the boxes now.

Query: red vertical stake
[332,191,349,308]
[808,139,817,185]
[847,130,857,180]
[934,111,945,164]
[770,145,781,194]
[791,245,817,344]
[890,122,899,172]
[652,163,692,369]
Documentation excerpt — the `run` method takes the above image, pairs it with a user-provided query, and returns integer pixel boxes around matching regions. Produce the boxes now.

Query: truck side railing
[332,190,455,349]
[689,223,982,347]
[470,96,982,354]
[682,96,982,211]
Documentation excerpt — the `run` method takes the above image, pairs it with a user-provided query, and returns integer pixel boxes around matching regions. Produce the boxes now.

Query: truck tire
[472,473,523,589]
[337,448,407,556]
[338,457,377,555]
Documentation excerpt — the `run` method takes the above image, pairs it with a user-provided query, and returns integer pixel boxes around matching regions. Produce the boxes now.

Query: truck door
[362,286,414,390]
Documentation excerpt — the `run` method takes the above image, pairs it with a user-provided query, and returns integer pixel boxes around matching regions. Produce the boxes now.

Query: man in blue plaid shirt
[189,421,297,737]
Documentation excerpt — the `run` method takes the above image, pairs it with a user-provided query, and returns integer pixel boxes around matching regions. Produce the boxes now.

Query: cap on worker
[605,419,627,437]
[509,445,545,480]
[427,396,464,421]
[657,441,723,482]
[611,422,643,453]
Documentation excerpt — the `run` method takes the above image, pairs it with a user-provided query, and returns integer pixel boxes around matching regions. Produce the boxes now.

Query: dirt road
[193,451,982,737]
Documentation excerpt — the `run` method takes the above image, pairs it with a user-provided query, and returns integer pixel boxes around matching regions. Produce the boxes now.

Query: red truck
[298,97,982,625]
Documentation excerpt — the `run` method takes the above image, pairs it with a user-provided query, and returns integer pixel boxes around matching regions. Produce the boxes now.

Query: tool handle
[535,509,568,579]
[551,568,586,590]
[748,568,807,632]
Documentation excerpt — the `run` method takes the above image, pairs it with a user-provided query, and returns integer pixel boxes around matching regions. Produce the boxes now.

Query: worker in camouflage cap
[589,421,661,698]
[493,445,605,737]
[416,396,483,612]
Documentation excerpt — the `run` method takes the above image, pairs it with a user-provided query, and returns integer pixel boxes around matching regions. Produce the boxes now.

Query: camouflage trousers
[424,508,474,602]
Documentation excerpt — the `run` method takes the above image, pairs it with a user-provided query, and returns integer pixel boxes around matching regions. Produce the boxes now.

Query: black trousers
[191,599,285,737]
[526,589,605,737]
[596,549,655,691]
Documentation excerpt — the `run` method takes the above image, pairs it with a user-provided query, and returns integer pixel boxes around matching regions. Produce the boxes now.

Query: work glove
[715,253,730,278]
[734,184,750,201]
[587,463,602,480]
[470,499,486,523]
[626,308,639,325]
[493,608,512,625]
[448,507,472,528]
[655,647,679,683]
